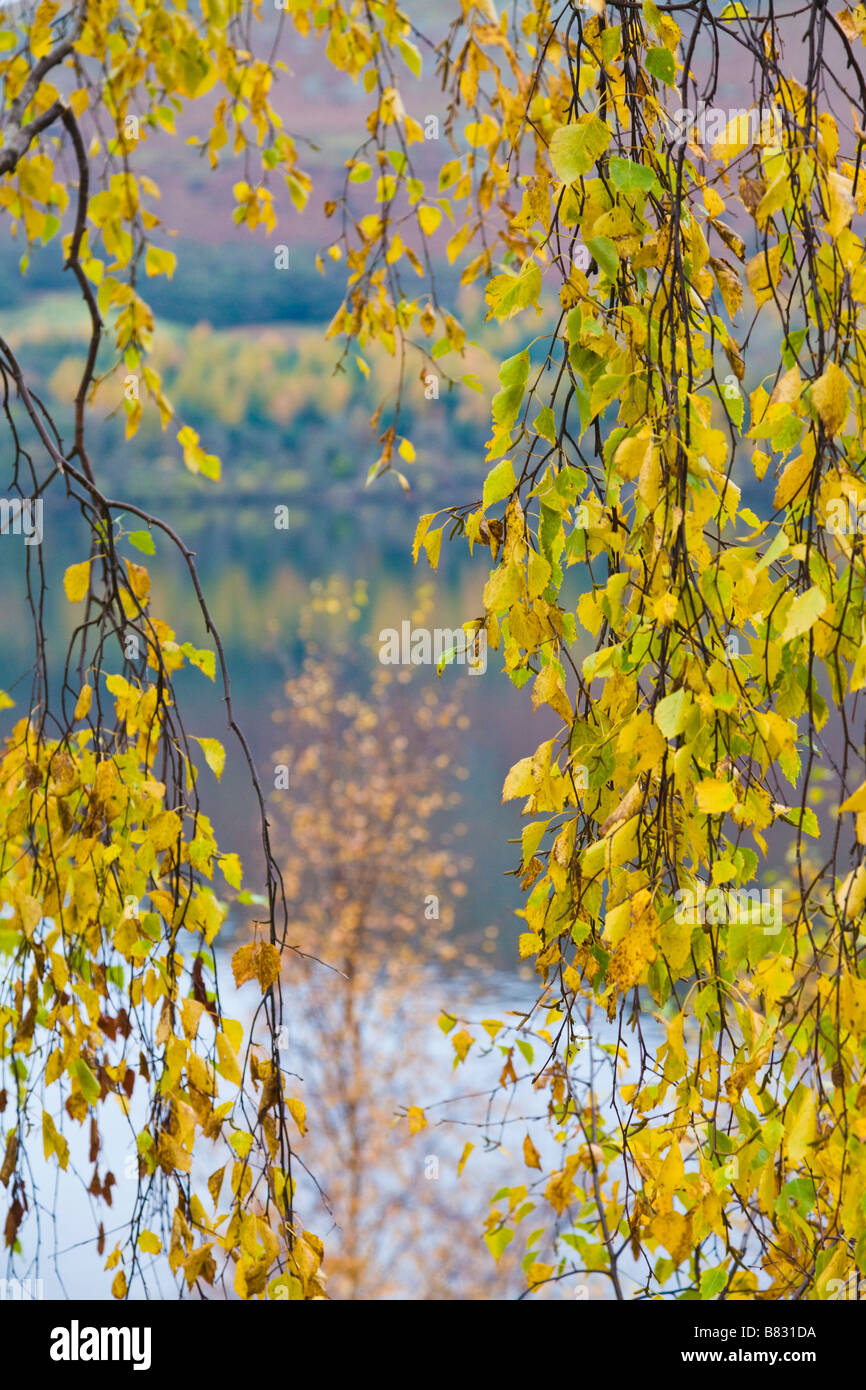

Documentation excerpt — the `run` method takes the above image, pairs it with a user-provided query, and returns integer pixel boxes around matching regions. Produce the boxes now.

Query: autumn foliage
[3,0,866,1303]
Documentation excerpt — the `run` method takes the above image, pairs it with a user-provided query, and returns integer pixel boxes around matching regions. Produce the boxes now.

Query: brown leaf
[4,1197,23,1249]
[739,174,767,216]
[709,217,746,262]
[192,956,219,1025]
[98,1012,118,1041]
[0,1133,17,1189]
[257,1072,280,1123]
[207,1167,225,1209]
[499,1052,518,1088]
[724,341,745,382]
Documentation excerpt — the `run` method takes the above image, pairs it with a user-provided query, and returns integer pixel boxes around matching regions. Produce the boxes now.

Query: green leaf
[534,405,557,443]
[483,458,518,510]
[71,1057,101,1106]
[586,235,619,281]
[498,349,530,388]
[492,384,525,431]
[601,26,622,63]
[549,115,612,184]
[700,1260,731,1302]
[724,388,745,430]
[609,156,659,196]
[775,806,820,838]
[128,530,156,555]
[645,46,676,86]
[485,263,542,321]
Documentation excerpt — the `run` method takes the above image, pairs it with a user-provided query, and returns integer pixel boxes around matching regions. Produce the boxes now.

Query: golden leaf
[63,560,92,603]
[407,1105,427,1135]
[231,941,281,994]
[811,362,849,436]
[523,1132,542,1169]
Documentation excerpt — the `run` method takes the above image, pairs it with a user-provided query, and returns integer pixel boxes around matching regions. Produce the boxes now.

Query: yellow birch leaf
[779,586,826,644]
[215,1031,242,1085]
[231,941,281,994]
[746,245,782,307]
[523,1133,542,1169]
[64,560,92,603]
[695,779,736,814]
[195,737,226,781]
[457,1142,474,1175]
[840,972,866,1033]
[407,1105,427,1134]
[124,558,151,604]
[42,1112,69,1170]
[531,662,572,723]
[811,362,849,436]
[835,866,866,921]
[149,808,182,852]
[613,428,653,479]
[772,452,811,509]
[287,1097,306,1136]
[74,683,92,720]
[502,757,535,800]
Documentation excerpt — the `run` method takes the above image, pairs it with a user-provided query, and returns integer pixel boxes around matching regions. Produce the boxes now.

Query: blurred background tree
[265,578,512,1298]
